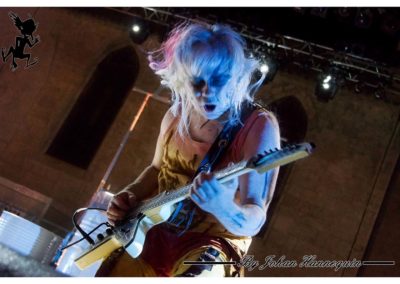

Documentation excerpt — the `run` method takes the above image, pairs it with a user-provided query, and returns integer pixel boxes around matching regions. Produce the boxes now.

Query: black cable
[60,222,111,251]
[72,207,108,246]
[124,213,145,248]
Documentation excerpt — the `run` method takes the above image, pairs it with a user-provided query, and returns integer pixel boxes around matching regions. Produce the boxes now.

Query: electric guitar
[74,142,315,270]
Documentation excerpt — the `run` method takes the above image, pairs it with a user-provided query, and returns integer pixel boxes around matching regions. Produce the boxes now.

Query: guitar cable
[124,213,146,249]
[60,221,111,251]
[60,207,112,250]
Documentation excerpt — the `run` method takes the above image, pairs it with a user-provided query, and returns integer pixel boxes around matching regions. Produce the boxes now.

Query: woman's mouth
[204,104,216,112]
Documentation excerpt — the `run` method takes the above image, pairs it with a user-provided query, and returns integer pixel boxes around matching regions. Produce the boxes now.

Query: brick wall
[0,7,164,234]
[246,72,400,276]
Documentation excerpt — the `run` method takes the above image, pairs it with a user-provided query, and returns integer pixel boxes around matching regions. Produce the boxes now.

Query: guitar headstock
[249,142,315,173]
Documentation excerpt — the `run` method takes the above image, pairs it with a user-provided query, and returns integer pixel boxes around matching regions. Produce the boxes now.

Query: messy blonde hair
[148,22,265,136]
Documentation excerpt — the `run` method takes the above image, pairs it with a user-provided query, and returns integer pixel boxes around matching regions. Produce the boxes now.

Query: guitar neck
[75,143,314,270]
[131,142,314,216]
[135,161,249,214]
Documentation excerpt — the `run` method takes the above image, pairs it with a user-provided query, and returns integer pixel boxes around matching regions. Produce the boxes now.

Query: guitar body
[74,142,315,270]
[75,203,177,270]
[119,204,177,258]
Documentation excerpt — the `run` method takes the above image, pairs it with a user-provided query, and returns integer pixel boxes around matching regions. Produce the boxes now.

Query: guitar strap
[167,101,259,233]
[195,101,267,175]
[167,101,261,277]
[194,101,256,175]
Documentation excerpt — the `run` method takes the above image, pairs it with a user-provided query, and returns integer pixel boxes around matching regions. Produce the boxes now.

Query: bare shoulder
[253,109,279,132]
[243,109,280,158]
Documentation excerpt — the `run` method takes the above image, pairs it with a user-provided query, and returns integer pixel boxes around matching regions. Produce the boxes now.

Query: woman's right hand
[107,191,138,226]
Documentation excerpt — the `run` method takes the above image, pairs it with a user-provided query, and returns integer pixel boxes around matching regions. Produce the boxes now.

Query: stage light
[260,63,269,74]
[315,68,342,102]
[322,82,331,90]
[129,18,150,44]
[258,56,279,83]
[323,75,332,83]
[132,24,140,33]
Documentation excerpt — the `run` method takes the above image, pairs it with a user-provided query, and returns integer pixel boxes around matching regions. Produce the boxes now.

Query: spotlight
[129,18,150,44]
[323,75,332,83]
[260,63,269,74]
[322,82,331,90]
[132,24,140,33]
[315,68,342,102]
[258,56,279,83]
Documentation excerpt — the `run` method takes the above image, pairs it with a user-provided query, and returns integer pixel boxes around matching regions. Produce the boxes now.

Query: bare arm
[107,108,175,224]
[191,112,280,236]
[119,165,160,201]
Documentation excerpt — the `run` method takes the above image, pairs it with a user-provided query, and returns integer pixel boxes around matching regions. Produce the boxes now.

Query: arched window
[269,95,308,145]
[258,95,308,236]
[47,46,139,169]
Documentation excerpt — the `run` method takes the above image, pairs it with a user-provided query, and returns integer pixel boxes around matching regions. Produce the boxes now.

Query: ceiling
[169,7,400,66]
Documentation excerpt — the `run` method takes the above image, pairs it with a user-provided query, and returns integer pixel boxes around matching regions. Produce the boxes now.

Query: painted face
[191,71,232,120]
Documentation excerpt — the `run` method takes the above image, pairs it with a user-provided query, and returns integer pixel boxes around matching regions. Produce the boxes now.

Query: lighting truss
[106,7,400,104]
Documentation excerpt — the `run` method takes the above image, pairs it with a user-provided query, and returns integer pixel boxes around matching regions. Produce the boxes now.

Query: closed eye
[211,75,231,87]
[192,78,206,90]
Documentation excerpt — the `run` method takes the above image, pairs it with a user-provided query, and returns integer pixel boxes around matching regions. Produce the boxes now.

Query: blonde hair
[148,22,265,136]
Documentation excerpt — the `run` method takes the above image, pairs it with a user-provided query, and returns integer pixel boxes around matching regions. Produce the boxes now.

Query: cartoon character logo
[1,12,40,71]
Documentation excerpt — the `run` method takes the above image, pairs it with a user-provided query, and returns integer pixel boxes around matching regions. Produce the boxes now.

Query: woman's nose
[200,81,210,96]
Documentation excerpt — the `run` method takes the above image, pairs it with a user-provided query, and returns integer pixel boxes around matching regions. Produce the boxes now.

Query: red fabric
[140,109,271,276]
[140,225,228,276]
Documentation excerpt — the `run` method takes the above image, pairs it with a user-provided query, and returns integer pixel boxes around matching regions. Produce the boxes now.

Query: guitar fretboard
[125,143,314,219]
[132,160,249,215]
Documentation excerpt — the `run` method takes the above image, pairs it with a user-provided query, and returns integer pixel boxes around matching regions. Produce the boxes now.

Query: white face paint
[191,72,232,120]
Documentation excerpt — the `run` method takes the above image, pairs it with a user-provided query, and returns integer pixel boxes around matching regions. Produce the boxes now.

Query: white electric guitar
[74,142,315,270]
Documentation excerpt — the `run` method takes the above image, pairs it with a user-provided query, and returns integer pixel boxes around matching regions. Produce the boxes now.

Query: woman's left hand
[190,171,239,215]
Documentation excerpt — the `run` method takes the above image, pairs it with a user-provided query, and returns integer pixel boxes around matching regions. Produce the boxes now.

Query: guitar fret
[140,185,191,212]
[214,161,247,179]
[139,164,247,213]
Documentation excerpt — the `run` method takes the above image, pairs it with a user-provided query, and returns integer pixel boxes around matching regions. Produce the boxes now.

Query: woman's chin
[203,110,225,120]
